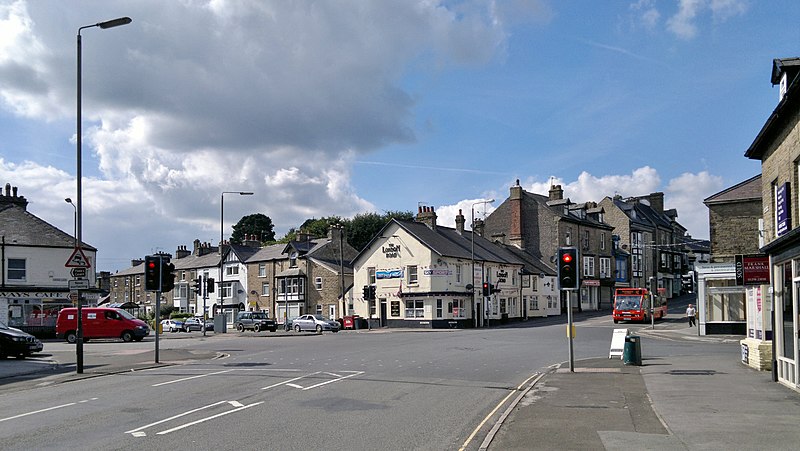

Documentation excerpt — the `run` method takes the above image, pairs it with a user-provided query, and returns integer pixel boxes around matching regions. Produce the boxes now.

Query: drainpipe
[1,235,5,289]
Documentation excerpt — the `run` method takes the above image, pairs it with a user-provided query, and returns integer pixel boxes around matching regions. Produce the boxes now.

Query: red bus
[612,288,667,323]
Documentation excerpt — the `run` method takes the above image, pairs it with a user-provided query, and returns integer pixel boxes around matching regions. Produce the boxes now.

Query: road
[0,299,706,450]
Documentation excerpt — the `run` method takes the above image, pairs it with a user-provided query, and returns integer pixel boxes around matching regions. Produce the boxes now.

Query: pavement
[486,322,800,450]
[3,309,800,450]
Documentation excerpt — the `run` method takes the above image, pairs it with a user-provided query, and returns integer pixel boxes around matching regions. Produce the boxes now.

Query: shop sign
[423,269,451,277]
[582,279,600,287]
[376,269,403,279]
[496,270,508,283]
[735,254,770,286]
[776,182,791,236]
[382,243,401,258]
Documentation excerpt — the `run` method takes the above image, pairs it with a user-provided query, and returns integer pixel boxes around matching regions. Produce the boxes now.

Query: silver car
[293,314,340,333]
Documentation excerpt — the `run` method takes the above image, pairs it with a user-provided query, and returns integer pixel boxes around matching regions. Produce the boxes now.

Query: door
[329,304,336,320]
[380,299,387,327]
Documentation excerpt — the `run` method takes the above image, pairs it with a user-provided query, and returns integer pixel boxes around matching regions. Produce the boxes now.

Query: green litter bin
[623,335,642,366]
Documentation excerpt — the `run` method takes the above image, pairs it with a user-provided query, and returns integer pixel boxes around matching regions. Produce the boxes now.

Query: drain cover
[666,369,717,376]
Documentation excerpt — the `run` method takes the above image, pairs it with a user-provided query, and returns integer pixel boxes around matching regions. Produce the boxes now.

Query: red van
[56,307,150,343]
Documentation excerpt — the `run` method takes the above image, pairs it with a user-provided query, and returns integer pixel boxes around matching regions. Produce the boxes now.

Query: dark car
[183,318,204,332]
[0,321,43,359]
[204,319,214,331]
[236,312,277,332]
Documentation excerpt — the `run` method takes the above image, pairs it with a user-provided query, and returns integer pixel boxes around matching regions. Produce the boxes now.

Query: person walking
[686,303,697,327]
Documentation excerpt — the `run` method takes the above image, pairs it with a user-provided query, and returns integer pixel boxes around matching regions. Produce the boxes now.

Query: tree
[231,213,275,244]
[345,210,414,251]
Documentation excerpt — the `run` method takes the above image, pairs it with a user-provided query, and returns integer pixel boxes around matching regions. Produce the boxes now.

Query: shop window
[705,279,746,322]
[405,299,424,318]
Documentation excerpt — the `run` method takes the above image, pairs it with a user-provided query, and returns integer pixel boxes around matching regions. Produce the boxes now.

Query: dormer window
[289,251,298,268]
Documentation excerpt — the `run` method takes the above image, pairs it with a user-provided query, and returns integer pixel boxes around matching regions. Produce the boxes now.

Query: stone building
[745,57,800,384]
[484,181,614,311]
[703,175,763,263]
[245,227,358,324]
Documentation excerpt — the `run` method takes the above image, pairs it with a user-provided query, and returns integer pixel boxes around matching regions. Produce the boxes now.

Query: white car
[293,315,340,333]
[160,319,184,333]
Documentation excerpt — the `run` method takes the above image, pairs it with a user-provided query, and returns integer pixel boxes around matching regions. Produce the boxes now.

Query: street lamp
[75,16,131,374]
[471,199,494,328]
[65,198,77,248]
[219,191,253,330]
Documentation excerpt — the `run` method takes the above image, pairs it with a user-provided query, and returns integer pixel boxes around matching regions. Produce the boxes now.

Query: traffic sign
[68,279,90,290]
[65,247,91,268]
[71,268,87,278]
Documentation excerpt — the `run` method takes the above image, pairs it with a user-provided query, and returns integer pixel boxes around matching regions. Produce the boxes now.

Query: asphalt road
[0,300,707,450]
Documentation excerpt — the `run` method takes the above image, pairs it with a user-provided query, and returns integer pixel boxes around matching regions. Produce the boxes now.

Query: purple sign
[777,183,790,237]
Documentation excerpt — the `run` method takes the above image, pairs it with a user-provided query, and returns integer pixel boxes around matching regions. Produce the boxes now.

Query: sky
[1,0,798,273]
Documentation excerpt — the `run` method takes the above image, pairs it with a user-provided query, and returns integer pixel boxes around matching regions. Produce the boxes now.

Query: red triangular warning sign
[65,247,92,268]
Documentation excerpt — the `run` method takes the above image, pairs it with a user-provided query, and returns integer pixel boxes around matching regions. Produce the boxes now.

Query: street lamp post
[76,16,131,374]
[65,198,77,248]
[471,199,494,328]
[219,191,253,331]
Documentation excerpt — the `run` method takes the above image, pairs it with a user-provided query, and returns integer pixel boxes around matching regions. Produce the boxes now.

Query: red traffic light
[561,253,573,263]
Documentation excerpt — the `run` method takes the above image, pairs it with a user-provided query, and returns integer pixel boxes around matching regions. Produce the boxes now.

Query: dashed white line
[0,398,98,423]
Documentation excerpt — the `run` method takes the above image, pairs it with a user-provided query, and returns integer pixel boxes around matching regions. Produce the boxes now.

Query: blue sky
[1,0,797,272]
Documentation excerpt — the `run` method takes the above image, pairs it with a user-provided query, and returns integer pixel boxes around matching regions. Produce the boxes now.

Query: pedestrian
[686,303,696,327]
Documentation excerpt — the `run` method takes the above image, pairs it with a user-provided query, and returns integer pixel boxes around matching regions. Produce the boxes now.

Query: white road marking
[156,402,263,435]
[151,369,233,387]
[261,372,320,390]
[301,371,363,390]
[125,400,230,435]
[0,402,79,423]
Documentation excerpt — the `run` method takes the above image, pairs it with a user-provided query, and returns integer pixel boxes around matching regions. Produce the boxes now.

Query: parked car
[160,319,185,333]
[183,318,203,332]
[204,319,214,331]
[0,321,43,359]
[293,314,340,333]
[56,307,150,343]
[282,317,297,331]
[236,312,277,332]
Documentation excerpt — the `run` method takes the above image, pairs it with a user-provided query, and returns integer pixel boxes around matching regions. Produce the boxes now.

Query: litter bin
[343,316,354,330]
[354,316,361,330]
[623,335,642,366]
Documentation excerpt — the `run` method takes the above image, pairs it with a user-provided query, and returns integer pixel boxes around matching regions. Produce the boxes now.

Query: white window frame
[225,265,239,276]
[601,232,606,250]
[7,258,25,281]
[583,256,595,277]
[407,265,418,285]
[258,263,266,277]
[315,277,323,290]
[405,299,424,318]
[599,257,611,279]
[261,282,270,296]
[453,299,466,318]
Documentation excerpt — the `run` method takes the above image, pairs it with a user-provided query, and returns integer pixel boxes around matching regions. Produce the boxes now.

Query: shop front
[695,263,746,335]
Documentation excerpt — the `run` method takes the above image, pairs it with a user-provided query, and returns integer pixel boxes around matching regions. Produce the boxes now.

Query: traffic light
[206,277,215,294]
[363,285,370,299]
[369,285,376,300]
[191,277,202,295]
[161,260,176,292]
[144,256,160,291]
[482,282,490,296]
[558,247,578,290]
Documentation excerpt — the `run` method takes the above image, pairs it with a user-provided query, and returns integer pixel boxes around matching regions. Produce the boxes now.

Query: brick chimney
[243,234,261,248]
[295,230,312,243]
[647,192,664,213]
[510,179,524,249]
[416,205,437,230]
[548,184,563,202]
[0,184,28,210]
[455,209,465,234]
[131,258,144,267]
[175,245,190,259]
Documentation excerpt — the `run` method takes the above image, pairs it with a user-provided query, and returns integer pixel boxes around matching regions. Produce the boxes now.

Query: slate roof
[354,219,529,268]
[703,175,762,205]
[0,204,96,250]
[172,251,221,271]
[746,57,800,159]
[246,243,287,262]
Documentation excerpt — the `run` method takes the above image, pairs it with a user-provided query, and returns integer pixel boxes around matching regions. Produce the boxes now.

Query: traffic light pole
[567,289,575,372]
[154,256,162,364]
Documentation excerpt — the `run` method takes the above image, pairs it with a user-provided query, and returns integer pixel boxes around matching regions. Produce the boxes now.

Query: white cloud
[630,0,661,31]
[666,0,748,40]
[665,170,724,238]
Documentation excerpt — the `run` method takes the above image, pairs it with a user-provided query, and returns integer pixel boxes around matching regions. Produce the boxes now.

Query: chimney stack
[416,205,437,230]
[0,183,28,210]
[510,179,524,249]
[548,184,563,202]
[175,245,190,259]
[455,209,465,234]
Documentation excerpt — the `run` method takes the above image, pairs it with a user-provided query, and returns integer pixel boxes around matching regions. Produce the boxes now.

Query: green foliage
[231,213,275,244]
